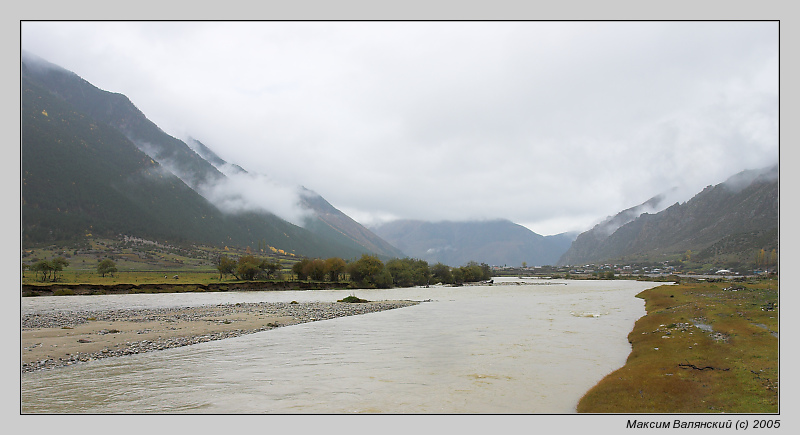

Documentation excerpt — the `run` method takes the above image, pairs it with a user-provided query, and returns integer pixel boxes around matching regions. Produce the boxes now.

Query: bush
[348,254,392,288]
[339,295,369,303]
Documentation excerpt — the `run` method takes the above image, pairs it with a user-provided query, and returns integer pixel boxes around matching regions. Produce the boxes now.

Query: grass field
[21,269,231,286]
[21,237,299,286]
[577,278,779,413]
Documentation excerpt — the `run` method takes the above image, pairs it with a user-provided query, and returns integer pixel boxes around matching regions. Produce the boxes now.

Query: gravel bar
[21,300,420,374]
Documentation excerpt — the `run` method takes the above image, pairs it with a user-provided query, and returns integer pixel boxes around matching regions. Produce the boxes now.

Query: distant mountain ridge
[21,51,778,267]
[555,191,674,266]
[371,219,576,267]
[20,51,402,259]
[557,165,779,266]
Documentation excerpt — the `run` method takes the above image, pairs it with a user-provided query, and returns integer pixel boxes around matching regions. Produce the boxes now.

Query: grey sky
[20,21,779,235]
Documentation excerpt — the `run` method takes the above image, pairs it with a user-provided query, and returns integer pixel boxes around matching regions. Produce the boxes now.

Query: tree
[448,261,492,285]
[304,259,327,281]
[348,254,392,288]
[262,260,282,280]
[451,267,464,284]
[755,249,766,267]
[431,262,453,284]
[292,258,311,280]
[325,257,347,282]
[217,255,237,280]
[32,260,53,282]
[386,258,431,287]
[51,256,69,282]
[237,255,264,280]
[97,258,117,277]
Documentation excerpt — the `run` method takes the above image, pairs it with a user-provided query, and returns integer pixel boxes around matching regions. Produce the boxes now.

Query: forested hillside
[20,54,398,260]
[558,165,779,268]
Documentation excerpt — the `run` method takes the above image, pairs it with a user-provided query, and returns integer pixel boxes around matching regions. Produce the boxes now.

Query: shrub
[339,295,369,303]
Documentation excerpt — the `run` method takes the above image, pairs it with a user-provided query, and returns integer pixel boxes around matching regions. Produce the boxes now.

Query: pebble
[21,300,419,374]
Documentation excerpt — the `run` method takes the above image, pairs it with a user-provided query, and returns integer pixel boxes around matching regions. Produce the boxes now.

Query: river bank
[21,281,354,296]
[576,280,779,413]
[21,300,420,373]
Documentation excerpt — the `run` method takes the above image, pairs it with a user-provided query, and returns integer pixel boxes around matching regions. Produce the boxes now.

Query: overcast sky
[20,21,779,235]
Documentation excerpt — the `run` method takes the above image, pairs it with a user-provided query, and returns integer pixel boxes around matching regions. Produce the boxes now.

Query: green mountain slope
[557,165,779,266]
[22,73,238,245]
[21,52,222,189]
[20,54,394,259]
[185,137,405,260]
[300,190,406,259]
[556,192,673,266]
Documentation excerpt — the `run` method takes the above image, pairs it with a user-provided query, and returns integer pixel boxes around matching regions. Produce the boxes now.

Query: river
[20,278,663,413]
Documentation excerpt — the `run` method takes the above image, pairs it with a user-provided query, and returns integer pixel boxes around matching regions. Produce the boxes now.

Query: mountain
[371,219,577,267]
[20,51,402,259]
[556,191,675,266]
[557,165,779,266]
[185,137,405,259]
[299,191,406,259]
[186,137,247,176]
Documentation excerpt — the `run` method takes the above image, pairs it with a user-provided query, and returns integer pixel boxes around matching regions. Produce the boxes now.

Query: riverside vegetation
[577,278,779,413]
[21,237,492,294]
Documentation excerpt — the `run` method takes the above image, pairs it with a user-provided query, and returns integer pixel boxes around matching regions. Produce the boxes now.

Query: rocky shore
[21,300,420,374]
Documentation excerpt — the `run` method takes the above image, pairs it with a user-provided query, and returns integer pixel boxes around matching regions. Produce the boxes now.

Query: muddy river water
[21,278,663,413]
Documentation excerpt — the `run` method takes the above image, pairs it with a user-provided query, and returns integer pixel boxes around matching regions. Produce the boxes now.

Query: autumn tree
[237,255,264,280]
[217,255,238,280]
[304,258,327,281]
[325,257,347,282]
[292,258,311,280]
[755,249,764,267]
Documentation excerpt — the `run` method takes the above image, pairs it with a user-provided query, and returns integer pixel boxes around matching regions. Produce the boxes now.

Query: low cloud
[134,139,313,226]
[196,172,313,226]
[21,22,779,236]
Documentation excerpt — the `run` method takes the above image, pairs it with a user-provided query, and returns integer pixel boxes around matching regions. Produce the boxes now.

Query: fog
[20,21,779,235]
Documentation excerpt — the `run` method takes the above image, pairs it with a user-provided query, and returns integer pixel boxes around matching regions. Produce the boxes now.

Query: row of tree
[754,248,778,268]
[330,254,492,288]
[25,252,492,288]
[23,257,119,282]
[216,255,282,280]
[217,253,492,289]
[25,257,70,282]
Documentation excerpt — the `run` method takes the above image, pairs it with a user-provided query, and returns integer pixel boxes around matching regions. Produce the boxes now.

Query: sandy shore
[21,300,420,373]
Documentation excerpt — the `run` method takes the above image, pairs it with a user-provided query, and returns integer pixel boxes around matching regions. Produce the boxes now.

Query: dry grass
[577,279,779,413]
[22,270,227,286]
